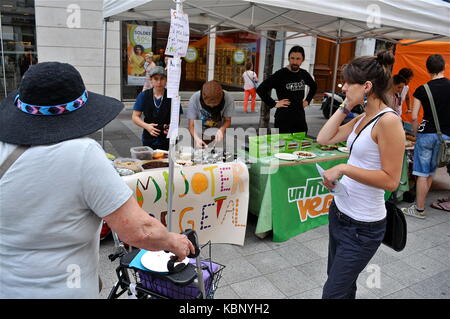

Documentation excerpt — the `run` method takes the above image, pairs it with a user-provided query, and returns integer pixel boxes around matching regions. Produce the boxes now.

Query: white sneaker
[401,205,426,219]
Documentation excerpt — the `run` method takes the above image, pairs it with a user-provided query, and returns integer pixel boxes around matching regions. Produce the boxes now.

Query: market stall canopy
[103,0,450,43]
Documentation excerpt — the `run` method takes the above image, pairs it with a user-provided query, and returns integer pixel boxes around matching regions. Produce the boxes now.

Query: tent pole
[329,20,341,118]
[0,12,7,98]
[101,18,108,149]
[167,0,184,233]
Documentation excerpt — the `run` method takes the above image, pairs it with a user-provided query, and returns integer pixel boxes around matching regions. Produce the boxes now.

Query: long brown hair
[342,51,395,105]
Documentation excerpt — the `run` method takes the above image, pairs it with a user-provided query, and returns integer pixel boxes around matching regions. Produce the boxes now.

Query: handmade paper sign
[167,57,182,98]
[167,96,180,142]
[122,162,249,245]
[165,9,190,57]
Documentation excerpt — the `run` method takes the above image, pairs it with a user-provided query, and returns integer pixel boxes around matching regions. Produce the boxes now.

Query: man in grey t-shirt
[186,81,234,148]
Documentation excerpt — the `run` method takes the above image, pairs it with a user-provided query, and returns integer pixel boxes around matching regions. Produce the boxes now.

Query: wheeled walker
[107,229,224,299]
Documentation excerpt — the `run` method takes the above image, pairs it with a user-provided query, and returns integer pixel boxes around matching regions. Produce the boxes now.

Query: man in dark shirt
[256,45,317,134]
[402,54,450,219]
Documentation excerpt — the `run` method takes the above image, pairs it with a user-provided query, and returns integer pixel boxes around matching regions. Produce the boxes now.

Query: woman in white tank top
[316,51,405,299]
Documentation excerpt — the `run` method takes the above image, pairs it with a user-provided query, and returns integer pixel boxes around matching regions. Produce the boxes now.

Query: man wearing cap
[132,66,182,151]
[186,80,235,148]
[0,62,194,298]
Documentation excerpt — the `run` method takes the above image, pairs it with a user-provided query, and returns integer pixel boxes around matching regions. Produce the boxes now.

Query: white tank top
[334,108,394,222]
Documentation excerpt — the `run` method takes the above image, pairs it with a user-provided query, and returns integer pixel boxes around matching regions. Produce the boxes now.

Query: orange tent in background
[393,40,450,124]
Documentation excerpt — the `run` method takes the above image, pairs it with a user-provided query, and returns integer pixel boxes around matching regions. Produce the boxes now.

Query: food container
[284,137,299,150]
[130,146,153,160]
[152,149,169,160]
[113,158,143,173]
[141,160,169,170]
[178,152,192,161]
[115,167,135,176]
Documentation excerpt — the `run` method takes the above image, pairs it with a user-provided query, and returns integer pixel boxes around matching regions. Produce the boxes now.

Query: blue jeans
[322,201,386,299]
[413,133,450,177]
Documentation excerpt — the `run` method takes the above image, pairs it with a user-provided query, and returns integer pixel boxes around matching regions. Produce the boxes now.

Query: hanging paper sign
[167,57,182,98]
[122,162,250,245]
[165,9,190,57]
[168,96,180,142]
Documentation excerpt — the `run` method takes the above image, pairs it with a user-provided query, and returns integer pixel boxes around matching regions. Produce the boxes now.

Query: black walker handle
[182,229,201,258]
[166,229,200,273]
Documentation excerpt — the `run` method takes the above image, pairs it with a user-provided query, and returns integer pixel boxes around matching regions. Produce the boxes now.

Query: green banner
[247,148,409,242]
[269,158,348,242]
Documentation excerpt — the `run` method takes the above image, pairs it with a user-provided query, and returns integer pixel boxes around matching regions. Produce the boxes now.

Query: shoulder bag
[423,83,450,167]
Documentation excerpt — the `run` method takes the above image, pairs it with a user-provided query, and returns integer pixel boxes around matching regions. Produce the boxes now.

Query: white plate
[293,151,317,159]
[338,147,349,153]
[274,153,298,161]
[140,250,189,273]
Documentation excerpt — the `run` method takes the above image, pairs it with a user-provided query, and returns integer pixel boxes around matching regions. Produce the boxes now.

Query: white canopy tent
[101,0,449,231]
[104,0,450,42]
[102,0,450,113]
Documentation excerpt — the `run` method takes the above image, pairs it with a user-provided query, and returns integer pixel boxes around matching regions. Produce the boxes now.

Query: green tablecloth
[247,145,349,242]
[247,145,410,242]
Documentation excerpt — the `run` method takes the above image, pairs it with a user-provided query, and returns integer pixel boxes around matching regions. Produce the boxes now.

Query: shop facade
[0,0,37,101]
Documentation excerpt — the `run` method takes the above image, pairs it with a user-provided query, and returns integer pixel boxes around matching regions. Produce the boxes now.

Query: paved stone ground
[95,101,450,299]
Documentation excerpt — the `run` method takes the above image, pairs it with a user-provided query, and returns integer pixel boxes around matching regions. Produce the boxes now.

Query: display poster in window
[127,24,153,86]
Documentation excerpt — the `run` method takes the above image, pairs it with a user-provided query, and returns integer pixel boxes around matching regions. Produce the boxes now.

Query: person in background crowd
[390,74,407,115]
[142,53,156,92]
[256,45,317,134]
[317,51,404,299]
[398,68,414,113]
[186,80,234,149]
[402,54,450,219]
[0,62,193,298]
[132,66,182,151]
[242,61,258,113]
[430,163,450,212]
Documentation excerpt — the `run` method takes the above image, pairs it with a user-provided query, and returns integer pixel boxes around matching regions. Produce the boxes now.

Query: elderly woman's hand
[167,232,195,262]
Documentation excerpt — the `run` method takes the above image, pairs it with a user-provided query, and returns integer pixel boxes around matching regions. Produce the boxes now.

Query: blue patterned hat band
[15,90,88,116]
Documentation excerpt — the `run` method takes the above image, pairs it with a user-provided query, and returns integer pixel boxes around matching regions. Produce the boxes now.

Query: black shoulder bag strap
[0,145,29,180]
[423,83,445,144]
[349,111,396,155]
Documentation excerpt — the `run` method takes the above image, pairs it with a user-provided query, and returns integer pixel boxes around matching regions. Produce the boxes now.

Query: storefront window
[0,0,37,101]
[214,28,260,91]
[121,21,208,100]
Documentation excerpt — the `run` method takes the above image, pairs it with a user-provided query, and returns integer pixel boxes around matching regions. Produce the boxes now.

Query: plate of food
[175,160,193,167]
[141,250,189,274]
[274,153,298,161]
[293,151,317,159]
[320,144,338,151]
[337,147,350,153]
